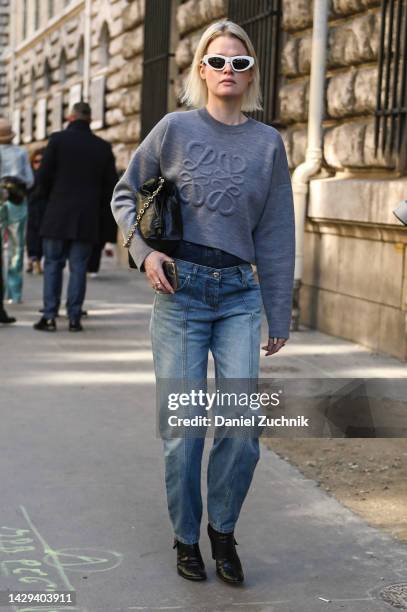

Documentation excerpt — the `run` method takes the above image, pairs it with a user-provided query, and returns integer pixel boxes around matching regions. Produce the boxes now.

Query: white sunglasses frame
[201,54,255,72]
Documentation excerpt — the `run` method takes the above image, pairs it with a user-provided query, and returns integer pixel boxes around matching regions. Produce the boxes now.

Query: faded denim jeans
[150,256,262,545]
[0,200,28,302]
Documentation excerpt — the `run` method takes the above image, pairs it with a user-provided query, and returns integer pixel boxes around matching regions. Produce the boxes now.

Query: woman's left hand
[262,337,287,356]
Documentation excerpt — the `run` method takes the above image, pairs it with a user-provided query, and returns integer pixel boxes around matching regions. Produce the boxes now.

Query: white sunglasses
[201,54,255,72]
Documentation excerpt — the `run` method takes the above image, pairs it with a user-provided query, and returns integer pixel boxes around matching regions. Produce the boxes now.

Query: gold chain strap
[123,176,165,248]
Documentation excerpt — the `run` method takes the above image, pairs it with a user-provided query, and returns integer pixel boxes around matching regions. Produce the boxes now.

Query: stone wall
[300,176,407,360]
[282,0,407,360]
[98,0,145,170]
[281,0,388,172]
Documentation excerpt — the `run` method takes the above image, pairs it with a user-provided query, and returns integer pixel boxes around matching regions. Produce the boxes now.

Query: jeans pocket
[154,272,191,295]
[175,272,191,292]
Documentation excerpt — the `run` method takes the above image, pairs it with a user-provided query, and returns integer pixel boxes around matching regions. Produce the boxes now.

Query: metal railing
[374,0,407,171]
[227,0,282,125]
[140,0,173,140]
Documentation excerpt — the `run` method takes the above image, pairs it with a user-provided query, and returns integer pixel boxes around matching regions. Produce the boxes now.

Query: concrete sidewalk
[0,260,406,612]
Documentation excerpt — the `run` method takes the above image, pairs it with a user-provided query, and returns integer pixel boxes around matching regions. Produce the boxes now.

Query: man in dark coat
[34,102,118,332]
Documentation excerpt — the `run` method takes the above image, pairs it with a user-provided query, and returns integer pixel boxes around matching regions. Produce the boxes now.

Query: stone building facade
[2,0,407,359]
[280,0,407,361]
[0,0,10,111]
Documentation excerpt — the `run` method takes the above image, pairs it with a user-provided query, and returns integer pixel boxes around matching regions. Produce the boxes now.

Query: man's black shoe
[33,317,56,332]
[69,320,83,332]
[0,310,16,324]
[208,523,244,585]
[173,539,207,581]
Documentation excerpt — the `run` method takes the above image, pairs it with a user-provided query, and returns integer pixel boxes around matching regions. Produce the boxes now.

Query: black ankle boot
[0,310,16,324]
[173,539,207,581]
[33,317,56,332]
[208,523,244,584]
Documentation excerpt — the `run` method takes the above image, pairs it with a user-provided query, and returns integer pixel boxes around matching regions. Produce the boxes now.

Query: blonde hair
[180,20,263,112]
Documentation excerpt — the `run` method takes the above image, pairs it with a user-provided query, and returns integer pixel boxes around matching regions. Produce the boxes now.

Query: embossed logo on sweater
[179,141,246,216]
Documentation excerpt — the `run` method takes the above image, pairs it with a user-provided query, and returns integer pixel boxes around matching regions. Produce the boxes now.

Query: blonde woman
[111,20,295,584]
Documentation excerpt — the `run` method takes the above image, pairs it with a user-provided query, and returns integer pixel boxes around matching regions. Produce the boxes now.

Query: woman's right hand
[144,251,175,294]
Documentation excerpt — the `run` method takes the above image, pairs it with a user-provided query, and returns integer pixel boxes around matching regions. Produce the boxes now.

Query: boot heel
[207,524,216,559]
[210,537,216,559]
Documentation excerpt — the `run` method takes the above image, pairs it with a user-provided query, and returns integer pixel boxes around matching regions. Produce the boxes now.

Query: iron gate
[375,0,407,171]
[140,0,173,140]
[227,0,282,125]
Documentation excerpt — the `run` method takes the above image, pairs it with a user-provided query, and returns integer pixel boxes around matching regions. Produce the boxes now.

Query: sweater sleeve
[110,114,170,271]
[252,134,295,340]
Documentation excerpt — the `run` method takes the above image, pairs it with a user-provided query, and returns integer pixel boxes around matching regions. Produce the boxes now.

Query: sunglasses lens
[232,57,251,71]
[207,56,226,70]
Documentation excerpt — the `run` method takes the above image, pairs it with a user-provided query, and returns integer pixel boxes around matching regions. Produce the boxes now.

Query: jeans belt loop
[238,265,247,288]
[191,263,199,281]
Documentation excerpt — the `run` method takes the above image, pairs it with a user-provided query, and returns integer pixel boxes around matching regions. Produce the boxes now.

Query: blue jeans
[0,200,28,302]
[42,238,92,320]
[150,257,262,544]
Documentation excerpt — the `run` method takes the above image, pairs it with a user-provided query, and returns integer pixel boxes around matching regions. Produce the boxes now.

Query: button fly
[212,272,220,278]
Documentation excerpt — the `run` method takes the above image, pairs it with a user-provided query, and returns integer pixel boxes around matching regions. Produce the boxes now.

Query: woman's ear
[199,62,206,81]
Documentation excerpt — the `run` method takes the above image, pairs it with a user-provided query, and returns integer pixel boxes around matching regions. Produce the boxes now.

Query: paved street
[1,259,407,612]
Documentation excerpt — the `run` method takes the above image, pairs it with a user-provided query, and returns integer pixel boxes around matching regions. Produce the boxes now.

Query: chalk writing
[0,506,123,612]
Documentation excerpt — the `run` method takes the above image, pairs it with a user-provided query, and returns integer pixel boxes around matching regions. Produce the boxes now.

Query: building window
[141,0,173,139]
[34,0,40,30]
[77,38,84,75]
[44,59,52,90]
[99,23,110,68]
[227,0,282,125]
[59,50,67,83]
[22,0,28,40]
[15,75,23,104]
[30,67,36,99]
[374,0,407,172]
[90,75,106,130]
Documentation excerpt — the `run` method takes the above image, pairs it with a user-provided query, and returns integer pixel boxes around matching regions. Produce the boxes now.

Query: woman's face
[32,155,42,170]
[199,35,253,105]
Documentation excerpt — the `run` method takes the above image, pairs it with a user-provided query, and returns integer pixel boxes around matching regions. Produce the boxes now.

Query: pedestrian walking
[0,234,15,324]
[26,148,47,275]
[0,177,16,325]
[34,101,118,332]
[111,20,295,584]
[0,117,34,305]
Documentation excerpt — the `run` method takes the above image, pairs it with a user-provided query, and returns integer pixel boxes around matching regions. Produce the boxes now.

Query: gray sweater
[111,106,295,339]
